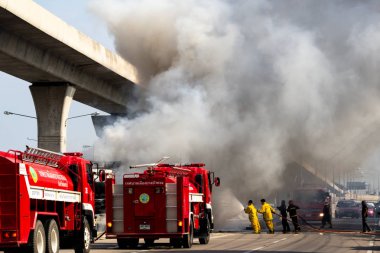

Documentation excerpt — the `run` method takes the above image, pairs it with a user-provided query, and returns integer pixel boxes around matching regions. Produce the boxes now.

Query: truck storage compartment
[0,155,18,242]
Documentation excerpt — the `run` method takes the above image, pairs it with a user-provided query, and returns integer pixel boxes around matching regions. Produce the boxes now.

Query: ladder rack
[22,147,64,168]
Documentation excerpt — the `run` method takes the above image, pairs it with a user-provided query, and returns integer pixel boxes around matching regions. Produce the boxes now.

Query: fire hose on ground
[95,212,378,242]
[94,231,106,242]
[272,212,378,235]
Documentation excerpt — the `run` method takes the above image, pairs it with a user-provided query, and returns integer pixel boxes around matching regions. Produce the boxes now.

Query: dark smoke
[91,0,380,220]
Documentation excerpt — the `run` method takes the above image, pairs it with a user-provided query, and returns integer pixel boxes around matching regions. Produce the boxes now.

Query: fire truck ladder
[22,146,64,168]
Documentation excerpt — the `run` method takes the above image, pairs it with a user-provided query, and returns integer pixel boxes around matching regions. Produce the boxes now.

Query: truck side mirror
[214,177,220,187]
[99,170,106,182]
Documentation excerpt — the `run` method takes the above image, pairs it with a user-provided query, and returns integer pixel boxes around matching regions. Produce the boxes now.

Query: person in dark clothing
[320,202,332,228]
[287,200,301,232]
[277,200,291,233]
[362,200,371,232]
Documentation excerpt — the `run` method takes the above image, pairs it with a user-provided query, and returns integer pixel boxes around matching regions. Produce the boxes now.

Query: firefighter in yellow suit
[258,199,275,234]
[244,200,261,234]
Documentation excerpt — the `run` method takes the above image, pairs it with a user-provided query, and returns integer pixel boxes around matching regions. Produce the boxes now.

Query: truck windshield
[86,163,94,186]
[337,201,357,207]
[208,172,212,192]
[294,190,328,204]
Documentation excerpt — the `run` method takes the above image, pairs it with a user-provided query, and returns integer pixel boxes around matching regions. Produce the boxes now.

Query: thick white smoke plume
[91,0,380,219]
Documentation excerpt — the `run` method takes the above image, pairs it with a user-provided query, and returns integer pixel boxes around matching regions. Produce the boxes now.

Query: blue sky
[0,0,114,153]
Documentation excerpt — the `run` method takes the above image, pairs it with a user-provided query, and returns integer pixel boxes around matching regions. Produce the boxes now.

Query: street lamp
[4,111,36,119]
[65,112,99,126]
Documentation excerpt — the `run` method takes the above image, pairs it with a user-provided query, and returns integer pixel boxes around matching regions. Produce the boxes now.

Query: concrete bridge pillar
[30,83,76,152]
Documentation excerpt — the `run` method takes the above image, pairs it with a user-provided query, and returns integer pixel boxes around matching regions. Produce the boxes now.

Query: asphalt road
[1,218,379,252]
[64,217,380,253]
[79,232,377,253]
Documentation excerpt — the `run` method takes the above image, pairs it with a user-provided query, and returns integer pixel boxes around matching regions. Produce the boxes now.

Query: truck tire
[74,217,91,253]
[199,218,210,245]
[144,238,155,247]
[46,219,59,253]
[183,220,193,248]
[117,238,139,249]
[169,238,182,248]
[31,220,46,253]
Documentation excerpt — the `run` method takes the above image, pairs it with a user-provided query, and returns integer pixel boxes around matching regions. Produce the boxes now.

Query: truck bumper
[107,233,186,239]
[0,242,22,248]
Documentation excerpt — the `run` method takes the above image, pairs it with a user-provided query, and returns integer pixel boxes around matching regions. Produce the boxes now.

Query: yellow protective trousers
[251,218,261,234]
[264,219,274,233]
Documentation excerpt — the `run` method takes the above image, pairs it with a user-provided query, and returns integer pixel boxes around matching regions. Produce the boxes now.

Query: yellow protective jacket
[258,202,275,221]
[244,203,259,222]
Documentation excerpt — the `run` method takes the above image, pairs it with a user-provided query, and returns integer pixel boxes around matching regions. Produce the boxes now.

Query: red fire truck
[105,161,220,249]
[0,147,103,253]
[293,187,330,221]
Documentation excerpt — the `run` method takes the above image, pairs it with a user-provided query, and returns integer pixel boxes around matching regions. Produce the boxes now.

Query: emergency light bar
[171,167,191,172]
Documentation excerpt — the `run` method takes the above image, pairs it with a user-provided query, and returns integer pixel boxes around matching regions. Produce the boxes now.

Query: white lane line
[212,234,234,239]
[244,237,288,252]
[273,238,287,244]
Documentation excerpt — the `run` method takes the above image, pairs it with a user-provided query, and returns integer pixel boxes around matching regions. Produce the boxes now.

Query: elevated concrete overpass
[0,0,138,151]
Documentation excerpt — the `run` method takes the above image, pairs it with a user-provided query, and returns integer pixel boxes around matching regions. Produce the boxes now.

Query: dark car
[374,201,380,217]
[335,200,361,218]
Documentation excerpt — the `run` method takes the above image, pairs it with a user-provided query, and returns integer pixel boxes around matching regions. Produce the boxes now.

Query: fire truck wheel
[31,220,46,253]
[74,217,91,253]
[144,238,155,247]
[183,220,194,248]
[46,219,60,253]
[169,238,182,248]
[117,238,139,249]
[199,218,210,245]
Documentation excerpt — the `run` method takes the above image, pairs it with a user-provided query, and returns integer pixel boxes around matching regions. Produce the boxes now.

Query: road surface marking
[212,234,234,239]
[244,237,288,252]
[273,238,287,244]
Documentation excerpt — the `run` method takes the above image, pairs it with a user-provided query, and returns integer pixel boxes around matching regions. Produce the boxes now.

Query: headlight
[319,213,324,217]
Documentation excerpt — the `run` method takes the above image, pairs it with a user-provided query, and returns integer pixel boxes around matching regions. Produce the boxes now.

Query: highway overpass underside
[272,162,345,202]
[0,0,138,152]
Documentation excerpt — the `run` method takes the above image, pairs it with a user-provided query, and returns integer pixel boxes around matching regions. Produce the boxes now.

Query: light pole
[65,112,99,126]
[4,111,36,119]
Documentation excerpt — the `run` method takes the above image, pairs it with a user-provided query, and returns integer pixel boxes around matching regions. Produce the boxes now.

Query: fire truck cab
[294,187,331,221]
[105,162,220,249]
[0,147,103,253]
